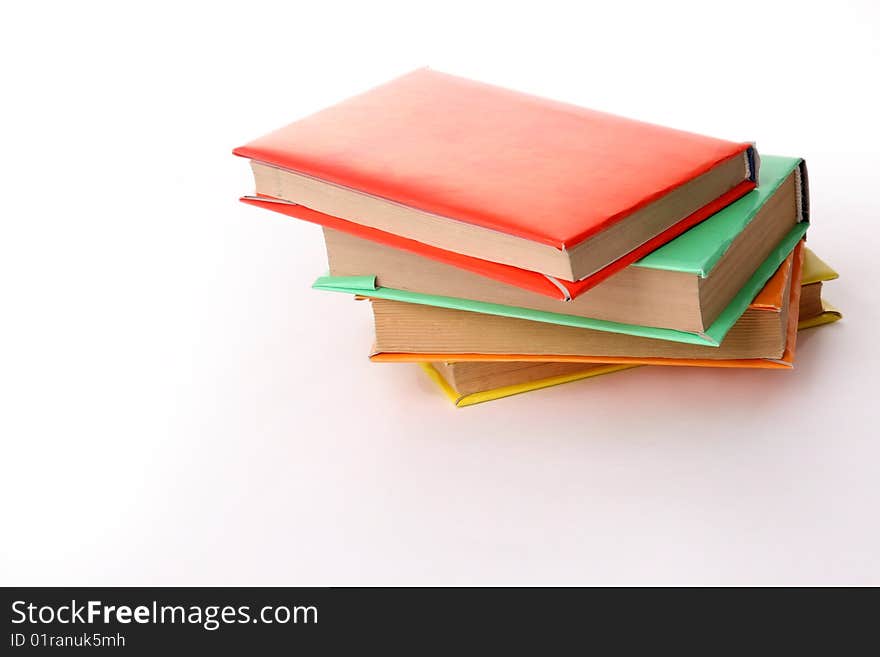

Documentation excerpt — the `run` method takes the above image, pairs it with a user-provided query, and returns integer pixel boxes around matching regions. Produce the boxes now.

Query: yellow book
[419,247,841,407]
[420,361,639,407]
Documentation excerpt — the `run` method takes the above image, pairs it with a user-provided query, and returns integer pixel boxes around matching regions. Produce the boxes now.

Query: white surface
[2,0,879,586]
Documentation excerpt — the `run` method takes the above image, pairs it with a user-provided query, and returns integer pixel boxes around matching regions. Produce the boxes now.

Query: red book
[235,69,756,296]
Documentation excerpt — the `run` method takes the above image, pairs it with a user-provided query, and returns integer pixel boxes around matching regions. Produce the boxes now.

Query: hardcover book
[313,221,808,346]
[798,247,840,325]
[420,361,639,407]
[368,241,805,363]
[322,155,807,331]
[236,68,757,291]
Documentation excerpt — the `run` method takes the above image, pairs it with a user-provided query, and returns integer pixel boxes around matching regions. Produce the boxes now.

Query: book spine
[797,160,810,222]
[746,145,760,183]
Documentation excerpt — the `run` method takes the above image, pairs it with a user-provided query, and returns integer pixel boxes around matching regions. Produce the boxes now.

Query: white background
[2,0,878,585]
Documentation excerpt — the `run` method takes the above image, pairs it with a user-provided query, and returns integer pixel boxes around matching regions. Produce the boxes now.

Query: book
[322,155,807,331]
[313,222,808,346]
[235,68,757,291]
[799,249,842,330]
[799,280,823,319]
[421,248,840,406]
[798,247,839,323]
[368,241,804,363]
[420,361,639,408]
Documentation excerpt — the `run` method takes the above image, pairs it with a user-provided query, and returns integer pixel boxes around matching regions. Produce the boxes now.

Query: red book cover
[235,69,756,295]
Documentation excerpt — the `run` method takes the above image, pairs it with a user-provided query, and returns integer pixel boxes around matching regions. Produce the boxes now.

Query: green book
[315,155,808,346]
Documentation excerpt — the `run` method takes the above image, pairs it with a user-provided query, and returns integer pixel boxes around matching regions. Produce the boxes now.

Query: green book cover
[635,154,807,275]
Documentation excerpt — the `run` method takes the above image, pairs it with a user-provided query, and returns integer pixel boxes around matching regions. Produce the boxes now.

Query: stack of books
[235,69,841,407]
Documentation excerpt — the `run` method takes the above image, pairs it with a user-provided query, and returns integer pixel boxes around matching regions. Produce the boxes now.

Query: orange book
[370,242,806,369]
